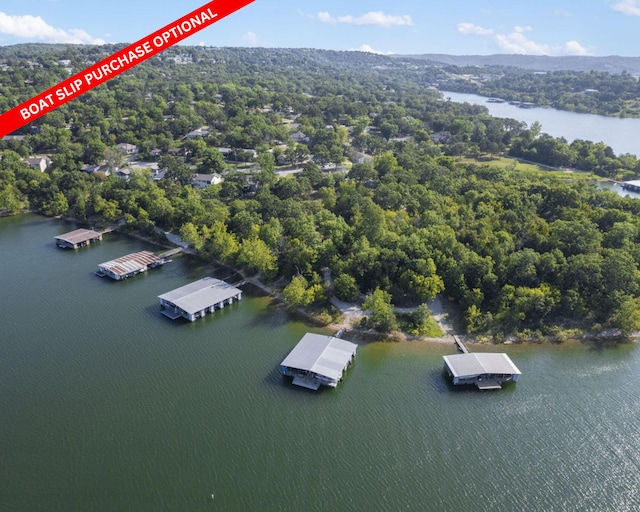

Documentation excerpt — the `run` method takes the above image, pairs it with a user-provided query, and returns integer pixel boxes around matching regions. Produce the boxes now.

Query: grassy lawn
[460,154,600,180]
[397,312,445,338]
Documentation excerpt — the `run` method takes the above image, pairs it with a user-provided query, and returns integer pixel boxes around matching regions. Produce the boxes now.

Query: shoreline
[18,212,640,345]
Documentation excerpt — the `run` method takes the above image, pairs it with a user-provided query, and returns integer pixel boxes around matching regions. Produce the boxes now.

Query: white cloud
[242,32,259,46]
[611,0,640,16]
[0,11,104,44]
[459,22,591,56]
[495,31,553,55]
[457,23,494,36]
[348,44,394,55]
[317,11,413,28]
[563,40,589,56]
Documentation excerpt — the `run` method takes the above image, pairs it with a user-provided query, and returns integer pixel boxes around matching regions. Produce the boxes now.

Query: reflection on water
[2,215,640,512]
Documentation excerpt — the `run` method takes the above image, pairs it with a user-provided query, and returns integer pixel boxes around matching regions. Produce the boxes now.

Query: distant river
[443,91,640,157]
[4,214,640,511]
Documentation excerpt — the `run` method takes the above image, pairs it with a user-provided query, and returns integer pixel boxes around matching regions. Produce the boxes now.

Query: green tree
[410,303,443,337]
[0,184,26,214]
[198,148,225,174]
[333,273,359,302]
[283,275,322,308]
[610,295,640,336]
[362,287,397,332]
[180,222,204,251]
[236,237,277,278]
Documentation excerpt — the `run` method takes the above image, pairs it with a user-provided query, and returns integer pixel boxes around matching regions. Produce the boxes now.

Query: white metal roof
[443,353,521,378]
[54,228,101,244]
[158,277,240,314]
[281,333,357,382]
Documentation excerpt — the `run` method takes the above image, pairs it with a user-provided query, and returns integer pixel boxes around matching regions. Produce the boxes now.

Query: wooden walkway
[158,247,183,259]
[453,335,469,354]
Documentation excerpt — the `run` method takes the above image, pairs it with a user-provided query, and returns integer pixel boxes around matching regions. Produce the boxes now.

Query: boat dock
[54,226,117,249]
[444,337,521,390]
[96,250,172,280]
[55,228,103,249]
[280,333,357,390]
[158,277,242,322]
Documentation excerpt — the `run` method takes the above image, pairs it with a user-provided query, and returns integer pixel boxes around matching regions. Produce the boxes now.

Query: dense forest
[441,68,640,118]
[3,45,640,339]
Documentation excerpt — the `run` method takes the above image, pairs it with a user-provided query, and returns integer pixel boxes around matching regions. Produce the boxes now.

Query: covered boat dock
[158,277,242,321]
[55,228,102,249]
[281,333,357,390]
[96,250,170,280]
[443,352,521,390]
[622,180,640,193]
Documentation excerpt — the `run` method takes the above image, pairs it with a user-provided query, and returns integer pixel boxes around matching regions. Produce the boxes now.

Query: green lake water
[1,214,640,511]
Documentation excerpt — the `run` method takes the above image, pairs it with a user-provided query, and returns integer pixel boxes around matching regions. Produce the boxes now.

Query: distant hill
[2,43,640,74]
[396,54,640,74]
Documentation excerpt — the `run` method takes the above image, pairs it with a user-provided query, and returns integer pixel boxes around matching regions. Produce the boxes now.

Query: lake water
[443,91,640,157]
[598,180,640,199]
[3,214,640,511]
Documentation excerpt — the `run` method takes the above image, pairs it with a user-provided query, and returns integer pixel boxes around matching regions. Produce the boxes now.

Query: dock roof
[158,277,241,315]
[443,353,521,379]
[54,228,101,244]
[281,333,357,382]
[98,250,161,277]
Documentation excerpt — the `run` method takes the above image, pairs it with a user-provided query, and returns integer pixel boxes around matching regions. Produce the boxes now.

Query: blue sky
[0,1,639,56]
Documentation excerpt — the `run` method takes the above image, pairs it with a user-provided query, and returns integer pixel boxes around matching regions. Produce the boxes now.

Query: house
[290,130,309,143]
[192,173,222,189]
[81,164,111,177]
[184,127,211,139]
[352,151,373,164]
[2,135,26,143]
[151,169,166,181]
[23,156,51,172]
[116,143,138,155]
[218,147,257,161]
[149,148,163,159]
[168,147,187,157]
[242,149,257,159]
[114,168,131,180]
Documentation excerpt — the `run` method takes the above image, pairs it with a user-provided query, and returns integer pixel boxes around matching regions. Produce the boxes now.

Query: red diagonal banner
[0,0,254,138]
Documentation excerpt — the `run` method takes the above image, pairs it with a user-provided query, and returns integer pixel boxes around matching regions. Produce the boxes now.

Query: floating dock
[55,228,103,249]
[158,277,242,322]
[443,352,521,390]
[96,250,171,280]
[281,333,357,390]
